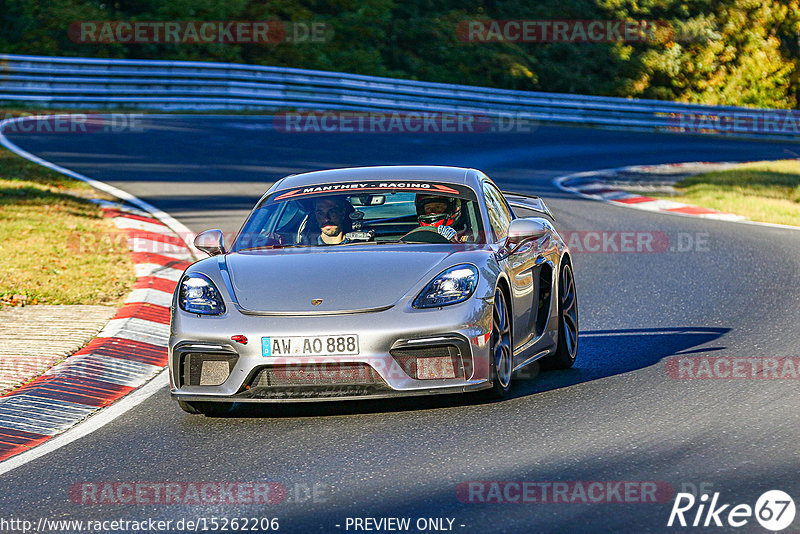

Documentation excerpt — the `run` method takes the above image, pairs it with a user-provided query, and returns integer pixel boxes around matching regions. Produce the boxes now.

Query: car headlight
[413,264,479,309]
[178,273,226,315]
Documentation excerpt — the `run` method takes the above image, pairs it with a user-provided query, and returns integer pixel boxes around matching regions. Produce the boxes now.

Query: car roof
[272,165,478,191]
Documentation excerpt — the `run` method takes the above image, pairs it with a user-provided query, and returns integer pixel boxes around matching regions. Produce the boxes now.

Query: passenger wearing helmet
[415,194,462,242]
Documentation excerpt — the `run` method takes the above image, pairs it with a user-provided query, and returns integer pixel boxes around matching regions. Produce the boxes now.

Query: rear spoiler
[502,192,555,221]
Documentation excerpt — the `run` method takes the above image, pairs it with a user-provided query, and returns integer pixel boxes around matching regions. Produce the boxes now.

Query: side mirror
[194,229,226,256]
[501,218,548,257]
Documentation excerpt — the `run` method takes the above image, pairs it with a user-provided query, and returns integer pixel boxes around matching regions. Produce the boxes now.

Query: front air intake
[390,344,467,380]
[179,349,238,387]
[242,363,391,399]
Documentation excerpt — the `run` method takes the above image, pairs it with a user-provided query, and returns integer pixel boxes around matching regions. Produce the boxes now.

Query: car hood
[224,246,458,314]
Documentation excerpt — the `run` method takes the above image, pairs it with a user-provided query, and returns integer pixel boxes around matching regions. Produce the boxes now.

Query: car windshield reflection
[232,182,486,251]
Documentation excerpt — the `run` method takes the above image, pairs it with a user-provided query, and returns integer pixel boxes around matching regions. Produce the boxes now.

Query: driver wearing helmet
[415,194,463,242]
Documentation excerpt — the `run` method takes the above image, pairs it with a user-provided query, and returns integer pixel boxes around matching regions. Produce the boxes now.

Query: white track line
[553,164,800,232]
[0,370,168,477]
[0,114,199,474]
[0,115,200,255]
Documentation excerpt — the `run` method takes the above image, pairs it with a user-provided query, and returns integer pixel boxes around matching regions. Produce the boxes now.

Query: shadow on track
[511,326,729,398]
[207,326,728,419]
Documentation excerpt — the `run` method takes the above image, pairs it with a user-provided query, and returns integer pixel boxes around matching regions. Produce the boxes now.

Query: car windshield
[232,180,485,251]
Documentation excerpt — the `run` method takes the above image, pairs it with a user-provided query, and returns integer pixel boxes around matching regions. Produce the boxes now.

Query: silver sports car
[169,166,578,414]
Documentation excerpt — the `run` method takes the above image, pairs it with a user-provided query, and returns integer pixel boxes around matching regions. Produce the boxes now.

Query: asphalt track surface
[2,117,800,533]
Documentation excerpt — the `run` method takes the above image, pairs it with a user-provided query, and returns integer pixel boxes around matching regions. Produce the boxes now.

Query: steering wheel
[256,231,284,247]
[399,226,455,243]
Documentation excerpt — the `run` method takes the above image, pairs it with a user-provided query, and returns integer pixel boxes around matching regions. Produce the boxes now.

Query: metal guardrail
[1,53,798,139]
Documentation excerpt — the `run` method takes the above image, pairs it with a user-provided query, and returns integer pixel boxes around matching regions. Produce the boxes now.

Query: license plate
[261,335,359,357]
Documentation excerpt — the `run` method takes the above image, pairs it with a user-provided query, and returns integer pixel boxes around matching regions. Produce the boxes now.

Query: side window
[482,182,512,242]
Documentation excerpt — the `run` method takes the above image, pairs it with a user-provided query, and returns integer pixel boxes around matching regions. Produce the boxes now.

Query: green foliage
[628,0,796,108]
[1,0,799,108]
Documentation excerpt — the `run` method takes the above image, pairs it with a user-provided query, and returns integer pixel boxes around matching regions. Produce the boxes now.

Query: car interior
[235,191,484,249]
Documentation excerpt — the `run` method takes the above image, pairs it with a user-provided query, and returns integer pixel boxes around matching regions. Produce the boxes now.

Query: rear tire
[488,287,513,398]
[542,262,578,370]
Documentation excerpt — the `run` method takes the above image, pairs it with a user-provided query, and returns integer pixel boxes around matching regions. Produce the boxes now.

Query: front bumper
[169,299,493,403]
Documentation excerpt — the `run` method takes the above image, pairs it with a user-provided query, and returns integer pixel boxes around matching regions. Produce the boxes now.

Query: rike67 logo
[668,490,796,530]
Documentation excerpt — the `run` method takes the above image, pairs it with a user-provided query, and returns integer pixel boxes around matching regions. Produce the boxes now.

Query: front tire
[542,261,578,370]
[488,287,513,398]
[178,400,232,416]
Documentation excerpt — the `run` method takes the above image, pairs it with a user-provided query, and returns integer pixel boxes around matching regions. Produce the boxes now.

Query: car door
[481,181,539,357]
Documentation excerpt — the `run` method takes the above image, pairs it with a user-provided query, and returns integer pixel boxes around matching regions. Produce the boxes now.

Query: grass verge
[652,159,800,226]
[0,148,135,307]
